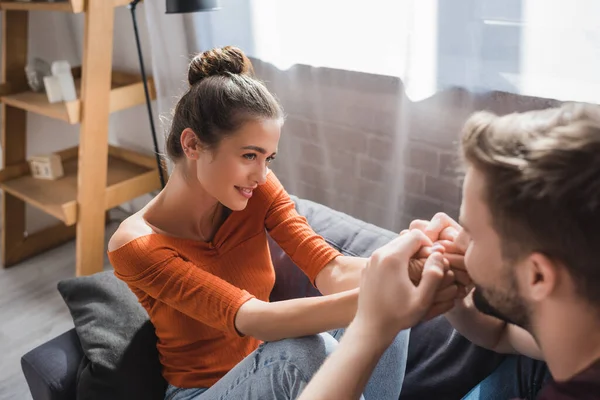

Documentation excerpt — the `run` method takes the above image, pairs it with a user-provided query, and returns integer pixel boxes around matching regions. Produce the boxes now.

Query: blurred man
[299,103,600,400]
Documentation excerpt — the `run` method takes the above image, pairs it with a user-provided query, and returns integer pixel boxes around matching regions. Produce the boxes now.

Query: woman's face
[190,118,281,211]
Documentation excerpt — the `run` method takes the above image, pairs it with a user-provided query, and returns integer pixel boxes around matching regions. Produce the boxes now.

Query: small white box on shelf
[43,75,63,103]
[51,60,77,102]
[43,60,77,103]
[28,153,64,180]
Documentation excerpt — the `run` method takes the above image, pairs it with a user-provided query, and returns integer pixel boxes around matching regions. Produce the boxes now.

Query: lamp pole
[128,0,221,189]
[128,0,166,188]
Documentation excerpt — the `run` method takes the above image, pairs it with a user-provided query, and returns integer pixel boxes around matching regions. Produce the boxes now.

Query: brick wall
[252,59,561,232]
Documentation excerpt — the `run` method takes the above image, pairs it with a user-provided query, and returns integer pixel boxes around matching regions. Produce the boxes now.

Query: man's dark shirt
[536,359,600,399]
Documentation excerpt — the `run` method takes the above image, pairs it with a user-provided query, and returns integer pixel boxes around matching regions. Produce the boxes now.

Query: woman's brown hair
[166,46,284,160]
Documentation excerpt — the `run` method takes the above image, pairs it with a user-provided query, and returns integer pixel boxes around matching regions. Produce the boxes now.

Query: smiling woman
[182,117,281,212]
[105,46,414,400]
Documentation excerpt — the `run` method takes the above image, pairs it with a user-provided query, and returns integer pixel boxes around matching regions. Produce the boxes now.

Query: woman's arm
[264,184,343,285]
[109,228,360,342]
[235,288,358,342]
[315,256,368,295]
[264,173,365,288]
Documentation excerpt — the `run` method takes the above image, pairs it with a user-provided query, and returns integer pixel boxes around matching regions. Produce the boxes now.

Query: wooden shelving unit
[0,0,164,275]
[0,0,132,13]
[0,0,85,13]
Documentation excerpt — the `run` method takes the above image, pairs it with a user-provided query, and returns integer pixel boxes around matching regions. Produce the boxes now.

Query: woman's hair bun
[188,46,254,86]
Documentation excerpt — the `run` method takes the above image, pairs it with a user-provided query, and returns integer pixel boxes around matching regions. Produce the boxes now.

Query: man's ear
[524,253,559,302]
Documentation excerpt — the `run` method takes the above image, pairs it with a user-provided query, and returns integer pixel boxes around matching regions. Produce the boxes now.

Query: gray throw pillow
[57,271,167,400]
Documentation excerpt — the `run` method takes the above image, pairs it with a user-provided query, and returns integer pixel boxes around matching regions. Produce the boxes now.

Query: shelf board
[0,69,155,124]
[0,145,161,226]
[0,0,84,13]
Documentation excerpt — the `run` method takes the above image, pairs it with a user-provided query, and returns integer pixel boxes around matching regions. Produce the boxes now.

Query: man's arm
[298,319,394,400]
[446,291,543,360]
[298,231,447,400]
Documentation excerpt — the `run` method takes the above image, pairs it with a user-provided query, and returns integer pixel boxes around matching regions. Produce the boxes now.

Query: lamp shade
[166,0,221,14]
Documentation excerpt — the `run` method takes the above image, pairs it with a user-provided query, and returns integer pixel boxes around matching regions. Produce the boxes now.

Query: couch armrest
[21,328,84,400]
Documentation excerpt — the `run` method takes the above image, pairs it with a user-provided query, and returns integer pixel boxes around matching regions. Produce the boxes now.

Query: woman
[107,46,450,400]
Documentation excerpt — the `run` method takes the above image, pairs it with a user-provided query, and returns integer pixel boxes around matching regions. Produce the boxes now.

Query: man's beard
[472,283,530,329]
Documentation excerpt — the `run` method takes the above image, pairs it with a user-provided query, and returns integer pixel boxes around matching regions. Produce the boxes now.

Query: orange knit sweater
[107,172,341,389]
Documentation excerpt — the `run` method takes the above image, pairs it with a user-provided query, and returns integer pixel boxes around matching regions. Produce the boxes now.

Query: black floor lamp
[128,0,221,189]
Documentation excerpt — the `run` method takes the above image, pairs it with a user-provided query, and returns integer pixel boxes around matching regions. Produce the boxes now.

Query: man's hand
[354,229,448,341]
[401,242,458,320]
[298,230,451,400]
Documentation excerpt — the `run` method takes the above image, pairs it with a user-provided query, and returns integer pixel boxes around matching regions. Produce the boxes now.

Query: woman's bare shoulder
[108,212,155,252]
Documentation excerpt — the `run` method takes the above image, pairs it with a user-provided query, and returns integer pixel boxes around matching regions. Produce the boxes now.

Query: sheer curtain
[143,0,600,231]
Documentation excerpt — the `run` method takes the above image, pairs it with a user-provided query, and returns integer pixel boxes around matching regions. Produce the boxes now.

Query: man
[299,102,600,399]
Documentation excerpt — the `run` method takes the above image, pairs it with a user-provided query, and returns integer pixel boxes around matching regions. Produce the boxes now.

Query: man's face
[458,166,531,329]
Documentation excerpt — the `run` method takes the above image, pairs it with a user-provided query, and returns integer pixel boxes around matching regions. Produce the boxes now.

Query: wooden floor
[0,220,120,400]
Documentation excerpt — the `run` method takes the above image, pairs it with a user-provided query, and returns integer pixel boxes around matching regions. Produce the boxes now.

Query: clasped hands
[353,213,471,339]
[403,212,471,320]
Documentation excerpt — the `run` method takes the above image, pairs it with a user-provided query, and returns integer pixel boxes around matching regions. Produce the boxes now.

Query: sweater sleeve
[263,172,342,284]
[108,237,254,335]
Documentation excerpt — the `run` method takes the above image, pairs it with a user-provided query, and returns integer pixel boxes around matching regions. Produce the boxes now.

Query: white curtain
[143,0,600,231]
[0,0,596,236]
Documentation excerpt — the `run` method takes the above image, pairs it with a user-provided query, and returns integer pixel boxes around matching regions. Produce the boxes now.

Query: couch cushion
[292,196,397,256]
[21,329,84,400]
[57,271,166,400]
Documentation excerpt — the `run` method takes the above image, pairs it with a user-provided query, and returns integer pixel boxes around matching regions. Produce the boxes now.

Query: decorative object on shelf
[128,0,221,189]
[28,153,64,180]
[42,74,63,103]
[24,57,51,92]
[42,60,77,103]
[51,60,77,101]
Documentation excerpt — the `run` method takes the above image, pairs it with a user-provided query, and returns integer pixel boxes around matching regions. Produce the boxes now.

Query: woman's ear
[180,128,202,159]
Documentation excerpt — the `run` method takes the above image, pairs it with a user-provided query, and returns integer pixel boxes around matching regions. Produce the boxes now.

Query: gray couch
[21,197,506,400]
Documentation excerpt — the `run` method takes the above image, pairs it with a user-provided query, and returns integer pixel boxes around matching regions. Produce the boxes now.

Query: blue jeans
[462,355,552,400]
[164,327,410,400]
